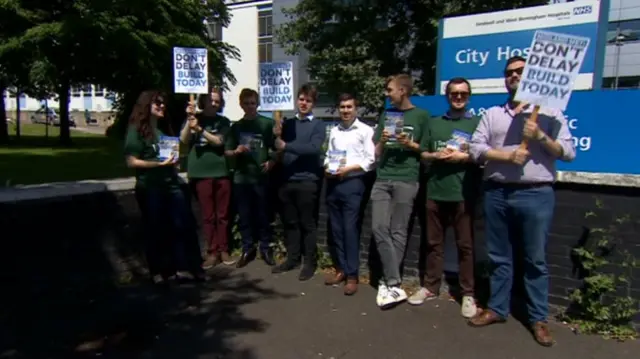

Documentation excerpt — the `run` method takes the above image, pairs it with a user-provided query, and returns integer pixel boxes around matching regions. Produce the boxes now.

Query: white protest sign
[259,62,294,111]
[173,47,208,94]
[514,30,590,111]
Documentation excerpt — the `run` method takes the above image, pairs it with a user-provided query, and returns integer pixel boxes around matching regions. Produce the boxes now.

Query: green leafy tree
[0,0,238,144]
[277,0,547,113]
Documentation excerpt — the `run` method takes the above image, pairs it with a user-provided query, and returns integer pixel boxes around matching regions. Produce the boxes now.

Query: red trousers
[192,177,231,254]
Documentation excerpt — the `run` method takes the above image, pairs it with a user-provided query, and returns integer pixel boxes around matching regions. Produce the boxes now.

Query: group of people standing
[123,55,576,347]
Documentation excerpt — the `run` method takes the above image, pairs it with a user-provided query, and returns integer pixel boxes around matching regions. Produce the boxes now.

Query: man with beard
[468,56,576,347]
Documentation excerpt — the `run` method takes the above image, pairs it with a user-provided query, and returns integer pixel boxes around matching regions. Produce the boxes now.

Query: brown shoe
[220,251,236,266]
[324,271,345,285]
[467,309,506,327]
[202,254,221,270]
[531,322,555,347]
[343,278,358,296]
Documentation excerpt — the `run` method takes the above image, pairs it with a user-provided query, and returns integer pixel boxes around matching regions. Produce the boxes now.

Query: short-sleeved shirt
[123,125,180,190]
[425,113,482,202]
[186,114,231,179]
[225,115,274,184]
[373,107,430,182]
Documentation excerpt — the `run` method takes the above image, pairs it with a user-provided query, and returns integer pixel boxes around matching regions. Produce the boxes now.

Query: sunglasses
[153,98,165,106]
[449,91,470,99]
[504,67,524,77]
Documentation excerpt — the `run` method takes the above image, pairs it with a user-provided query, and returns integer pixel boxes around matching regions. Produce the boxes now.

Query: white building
[3,85,114,112]
[222,0,275,121]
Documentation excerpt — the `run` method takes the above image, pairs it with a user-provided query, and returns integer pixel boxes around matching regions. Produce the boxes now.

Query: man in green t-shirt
[225,88,276,268]
[407,77,481,319]
[371,74,430,309]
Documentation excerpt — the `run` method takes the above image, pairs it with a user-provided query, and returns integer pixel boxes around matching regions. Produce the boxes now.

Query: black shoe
[271,261,299,274]
[260,249,276,266]
[298,266,316,281]
[236,248,256,268]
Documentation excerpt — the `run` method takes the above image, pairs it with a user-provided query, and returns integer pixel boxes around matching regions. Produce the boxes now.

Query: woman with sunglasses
[180,88,235,269]
[124,90,206,285]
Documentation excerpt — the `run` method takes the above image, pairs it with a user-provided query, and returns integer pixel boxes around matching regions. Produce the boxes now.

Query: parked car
[30,107,76,127]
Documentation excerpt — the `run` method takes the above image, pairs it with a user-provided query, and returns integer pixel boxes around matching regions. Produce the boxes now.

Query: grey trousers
[370,180,419,286]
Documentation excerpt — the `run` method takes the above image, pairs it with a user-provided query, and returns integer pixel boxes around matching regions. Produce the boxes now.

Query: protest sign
[173,47,208,94]
[259,62,294,111]
[514,30,590,111]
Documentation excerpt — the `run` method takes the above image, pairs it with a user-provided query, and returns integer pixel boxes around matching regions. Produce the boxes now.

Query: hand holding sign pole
[514,30,590,149]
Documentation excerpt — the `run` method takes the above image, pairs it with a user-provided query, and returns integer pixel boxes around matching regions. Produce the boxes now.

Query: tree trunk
[0,81,8,144]
[15,92,21,141]
[58,80,71,146]
[15,89,21,139]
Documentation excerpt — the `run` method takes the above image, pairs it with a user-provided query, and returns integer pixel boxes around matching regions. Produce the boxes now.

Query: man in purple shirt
[467,56,575,347]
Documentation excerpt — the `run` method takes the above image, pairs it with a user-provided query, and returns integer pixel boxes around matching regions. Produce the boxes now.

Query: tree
[277,0,547,113]
[0,0,238,144]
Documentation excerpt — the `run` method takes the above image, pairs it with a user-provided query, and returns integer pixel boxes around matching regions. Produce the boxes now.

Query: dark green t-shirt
[373,107,430,182]
[425,114,482,202]
[186,114,231,179]
[225,115,274,184]
[123,125,180,190]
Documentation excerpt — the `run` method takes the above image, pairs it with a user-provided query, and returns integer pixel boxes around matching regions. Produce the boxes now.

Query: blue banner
[436,0,608,95]
[412,90,640,175]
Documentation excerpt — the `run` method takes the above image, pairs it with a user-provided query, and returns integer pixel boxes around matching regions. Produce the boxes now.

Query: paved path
[2,263,636,359]
[138,264,637,359]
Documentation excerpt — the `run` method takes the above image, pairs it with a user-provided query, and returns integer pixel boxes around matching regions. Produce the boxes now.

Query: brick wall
[1,177,638,325]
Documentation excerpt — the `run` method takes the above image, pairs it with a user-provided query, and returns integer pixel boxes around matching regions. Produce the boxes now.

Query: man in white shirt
[323,93,376,295]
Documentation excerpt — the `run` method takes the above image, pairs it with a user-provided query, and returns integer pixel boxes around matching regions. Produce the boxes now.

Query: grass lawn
[0,123,132,186]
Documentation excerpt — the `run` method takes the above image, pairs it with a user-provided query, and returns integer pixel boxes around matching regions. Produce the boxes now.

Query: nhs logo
[573,5,592,16]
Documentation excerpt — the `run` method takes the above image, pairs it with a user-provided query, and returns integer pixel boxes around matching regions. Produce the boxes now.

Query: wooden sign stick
[273,110,282,135]
[519,104,540,150]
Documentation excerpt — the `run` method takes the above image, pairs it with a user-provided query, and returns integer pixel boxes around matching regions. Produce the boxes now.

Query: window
[607,19,640,44]
[82,84,92,96]
[71,86,81,97]
[94,85,105,97]
[258,8,273,63]
[205,18,223,41]
[602,76,640,89]
[259,37,272,63]
[258,9,272,37]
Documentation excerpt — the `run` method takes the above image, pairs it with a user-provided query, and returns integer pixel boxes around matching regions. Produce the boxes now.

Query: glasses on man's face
[449,91,470,100]
[504,67,524,77]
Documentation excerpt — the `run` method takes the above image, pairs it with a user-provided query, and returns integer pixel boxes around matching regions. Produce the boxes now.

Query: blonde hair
[386,74,413,95]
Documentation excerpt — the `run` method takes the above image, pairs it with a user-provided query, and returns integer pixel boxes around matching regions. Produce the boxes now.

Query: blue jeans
[326,176,365,278]
[483,182,554,323]
[235,182,271,252]
[135,186,203,276]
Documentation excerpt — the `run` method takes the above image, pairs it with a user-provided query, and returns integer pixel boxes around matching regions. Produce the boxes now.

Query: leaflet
[157,136,179,162]
[327,150,347,173]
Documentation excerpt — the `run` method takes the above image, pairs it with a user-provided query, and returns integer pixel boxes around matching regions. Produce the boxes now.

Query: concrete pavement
[1,262,636,359]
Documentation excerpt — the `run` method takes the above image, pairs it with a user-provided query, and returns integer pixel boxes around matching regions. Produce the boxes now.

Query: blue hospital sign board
[436,0,606,95]
[411,90,640,175]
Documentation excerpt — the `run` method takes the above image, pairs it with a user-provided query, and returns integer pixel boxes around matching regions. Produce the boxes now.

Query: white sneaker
[408,287,438,306]
[379,286,407,309]
[376,284,389,306]
[461,296,478,318]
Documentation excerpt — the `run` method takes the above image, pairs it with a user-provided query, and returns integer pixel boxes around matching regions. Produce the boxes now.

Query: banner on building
[411,90,640,175]
[436,0,606,95]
